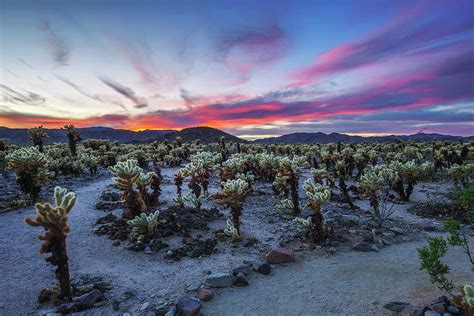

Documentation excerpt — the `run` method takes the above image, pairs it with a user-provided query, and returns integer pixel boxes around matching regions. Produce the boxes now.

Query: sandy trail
[0,177,471,315]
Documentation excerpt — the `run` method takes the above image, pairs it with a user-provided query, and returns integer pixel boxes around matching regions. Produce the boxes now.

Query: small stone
[140,302,150,311]
[265,248,295,264]
[204,272,233,288]
[144,246,154,254]
[447,306,461,314]
[352,242,379,252]
[197,286,214,302]
[232,265,251,276]
[175,298,201,316]
[112,300,121,311]
[112,240,120,246]
[424,311,442,316]
[233,273,249,286]
[256,263,271,275]
[383,301,410,313]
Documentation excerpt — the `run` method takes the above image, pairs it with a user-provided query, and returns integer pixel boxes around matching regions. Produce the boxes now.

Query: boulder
[265,248,295,264]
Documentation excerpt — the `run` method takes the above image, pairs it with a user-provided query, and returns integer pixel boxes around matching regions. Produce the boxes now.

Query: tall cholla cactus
[303,179,332,243]
[359,166,398,226]
[219,179,249,234]
[128,211,160,240]
[28,125,49,152]
[6,146,52,202]
[335,160,356,209]
[109,159,146,219]
[61,124,81,157]
[449,163,474,188]
[137,171,157,208]
[273,156,307,216]
[24,186,76,300]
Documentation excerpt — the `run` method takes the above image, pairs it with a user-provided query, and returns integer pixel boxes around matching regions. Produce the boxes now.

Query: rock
[140,302,150,311]
[121,290,135,301]
[352,242,379,252]
[112,299,121,311]
[112,240,120,246]
[197,286,214,302]
[265,248,295,264]
[204,272,233,288]
[56,290,104,313]
[175,298,201,316]
[446,306,461,314]
[155,304,169,316]
[391,227,404,235]
[424,311,442,316]
[383,301,411,313]
[258,263,272,275]
[242,237,258,247]
[233,273,249,286]
[144,246,154,254]
[232,265,251,276]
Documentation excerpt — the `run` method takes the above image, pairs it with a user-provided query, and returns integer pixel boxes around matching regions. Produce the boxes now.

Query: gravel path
[0,177,471,315]
[204,238,472,315]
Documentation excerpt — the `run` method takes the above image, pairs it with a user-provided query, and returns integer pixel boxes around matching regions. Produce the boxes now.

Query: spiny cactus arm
[292,216,312,230]
[224,219,240,240]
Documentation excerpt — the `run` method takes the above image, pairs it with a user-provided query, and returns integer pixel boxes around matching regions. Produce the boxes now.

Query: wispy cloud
[40,20,71,67]
[215,23,289,83]
[56,75,127,110]
[98,76,148,108]
[0,85,46,106]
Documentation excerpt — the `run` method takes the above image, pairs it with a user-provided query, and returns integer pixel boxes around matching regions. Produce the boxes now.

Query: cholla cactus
[449,164,474,188]
[28,125,49,152]
[128,211,160,238]
[292,216,312,230]
[303,179,332,243]
[80,153,99,176]
[137,172,158,208]
[220,179,249,234]
[24,186,76,300]
[172,194,185,207]
[224,219,240,242]
[109,159,146,219]
[6,146,52,202]
[359,166,397,226]
[61,125,81,156]
[335,160,356,209]
[311,167,333,186]
[273,156,307,216]
[183,192,201,209]
[461,284,474,308]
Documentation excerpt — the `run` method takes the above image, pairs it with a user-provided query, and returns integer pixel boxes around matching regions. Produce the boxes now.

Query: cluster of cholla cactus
[61,125,81,157]
[128,211,160,242]
[449,163,474,188]
[24,186,76,301]
[291,179,332,243]
[273,156,307,216]
[28,125,49,152]
[136,171,160,208]
[109,159,147,219]
[6,146,53,202]
[359,165,399,226]
[216,179,250,235]
[335,160,356,209]
[389,160,434,201]
[180,152,219,208]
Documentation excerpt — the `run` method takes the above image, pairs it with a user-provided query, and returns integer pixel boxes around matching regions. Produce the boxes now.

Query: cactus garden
[0,126,472,315]
[1,0,474,314]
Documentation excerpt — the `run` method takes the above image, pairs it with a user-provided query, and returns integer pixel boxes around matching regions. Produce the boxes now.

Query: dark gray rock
[233,272,249,286]
[176,298,201,316]
[204,272,233,288]
[352,242,379,252]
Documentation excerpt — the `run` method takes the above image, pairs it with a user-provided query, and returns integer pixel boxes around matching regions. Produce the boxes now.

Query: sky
[0,0,473,139]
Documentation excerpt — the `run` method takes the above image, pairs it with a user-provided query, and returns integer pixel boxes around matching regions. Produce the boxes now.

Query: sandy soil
[0,168,471,315]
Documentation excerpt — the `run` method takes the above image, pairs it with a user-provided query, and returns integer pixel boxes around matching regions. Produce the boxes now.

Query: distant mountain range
[253,132,473,144]
[0,126,471,145]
